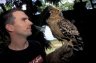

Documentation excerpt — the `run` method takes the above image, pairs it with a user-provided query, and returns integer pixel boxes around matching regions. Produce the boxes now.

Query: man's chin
[28,32,32,36]
[26,32,32,37]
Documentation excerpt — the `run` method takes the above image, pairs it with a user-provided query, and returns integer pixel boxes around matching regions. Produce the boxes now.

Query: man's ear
[5,24,14,32]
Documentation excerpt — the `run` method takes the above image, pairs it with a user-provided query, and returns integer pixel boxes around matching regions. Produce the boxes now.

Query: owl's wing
[57,18,84,51]
[58,18,80,37]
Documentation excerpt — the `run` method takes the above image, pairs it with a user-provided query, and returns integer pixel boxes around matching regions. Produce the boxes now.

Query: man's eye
[22,18,27,21]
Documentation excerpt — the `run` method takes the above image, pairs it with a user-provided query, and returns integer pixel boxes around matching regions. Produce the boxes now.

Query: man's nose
[30,21,33,25]
[28,20,33,25]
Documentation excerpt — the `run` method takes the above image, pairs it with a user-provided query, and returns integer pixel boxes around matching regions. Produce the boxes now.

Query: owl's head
[48,6,62,17]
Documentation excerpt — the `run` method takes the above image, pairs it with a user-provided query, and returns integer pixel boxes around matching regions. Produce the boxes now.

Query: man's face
[11,11,33,37]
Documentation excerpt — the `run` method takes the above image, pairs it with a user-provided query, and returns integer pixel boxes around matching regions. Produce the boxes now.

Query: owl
[46,6,83,51]
[45,6,84,63]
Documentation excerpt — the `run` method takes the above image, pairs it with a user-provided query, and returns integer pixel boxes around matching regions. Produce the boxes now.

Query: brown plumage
[46,6,83,63]
[47,6,79,42]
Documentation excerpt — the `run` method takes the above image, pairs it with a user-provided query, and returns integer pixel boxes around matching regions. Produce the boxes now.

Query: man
[0,8,46,63]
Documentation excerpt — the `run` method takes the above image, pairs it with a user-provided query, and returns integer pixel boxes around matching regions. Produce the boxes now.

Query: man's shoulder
[0,43,6,54]
[28,40,42,48]
[28,40,44,53]
[0,48,5,58]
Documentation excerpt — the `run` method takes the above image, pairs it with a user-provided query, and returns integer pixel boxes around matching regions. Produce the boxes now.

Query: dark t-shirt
[0,40,46,63]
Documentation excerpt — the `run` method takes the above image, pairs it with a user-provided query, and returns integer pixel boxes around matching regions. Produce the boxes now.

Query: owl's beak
[33,25,46,32]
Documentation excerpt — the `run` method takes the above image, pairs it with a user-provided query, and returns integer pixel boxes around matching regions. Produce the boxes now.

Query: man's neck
[8,35,29,51]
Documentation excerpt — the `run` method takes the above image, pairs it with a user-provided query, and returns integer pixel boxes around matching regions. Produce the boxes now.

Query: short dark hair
[0,8,23,44]
[0,8,23,32]
[1,8,23,25]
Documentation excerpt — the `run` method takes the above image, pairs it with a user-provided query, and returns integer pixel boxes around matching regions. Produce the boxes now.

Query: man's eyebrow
[22,17,28,20]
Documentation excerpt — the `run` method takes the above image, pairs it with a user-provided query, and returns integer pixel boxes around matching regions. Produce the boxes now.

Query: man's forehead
[12,11,28,18]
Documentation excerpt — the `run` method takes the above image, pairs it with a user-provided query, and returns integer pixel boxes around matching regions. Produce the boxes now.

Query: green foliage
[40,0,75,11]
[59,2,74,10]
[4,3,12,11]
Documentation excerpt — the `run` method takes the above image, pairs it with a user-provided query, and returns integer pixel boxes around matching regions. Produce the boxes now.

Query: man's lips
[27,27,32,30]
